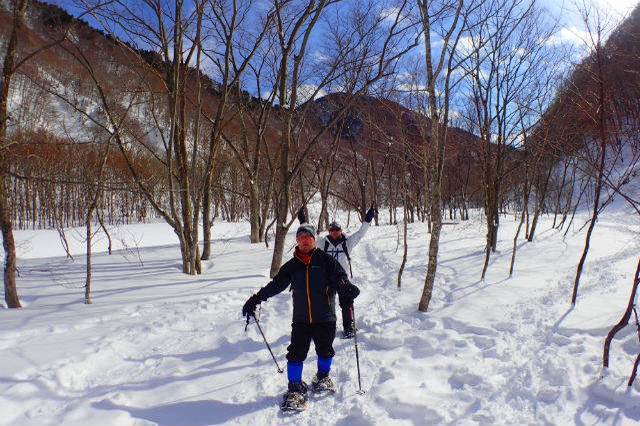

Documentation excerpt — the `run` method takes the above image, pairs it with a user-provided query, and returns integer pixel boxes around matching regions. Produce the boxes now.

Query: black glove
[242,294,261,318]
[338,282,360,303]
[364,206,376,223]
[297,207,307,224]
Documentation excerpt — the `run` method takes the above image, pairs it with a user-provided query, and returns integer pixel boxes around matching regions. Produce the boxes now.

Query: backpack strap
[341,239,351,261]
[341,239,353,278]
[323,237,353,278]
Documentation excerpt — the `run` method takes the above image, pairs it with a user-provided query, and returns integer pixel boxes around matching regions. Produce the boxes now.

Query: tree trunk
[419,200,443,311]
[528,165,553,242]
[563,178,588,238]
[269,195,289,277]
[249,182,261,243]
[85,213,93,305]
[97,209,112,255]
[509,168,530,276]
[1,179,19,308]
[571,46,609,306]
[397,201,408,290]
[509,207,526,277]
[558,161,578,230]
[269,132,291,277]
[369,157,379,226]
[603,257,640,368]
[0,0,28,309]
[481,209,494,281]
[491,203,499,252]
[318,186,329,233]
[571,213,598,306]
[416,0,461,310]
[258,174,275,242]
[201,179,213,259]
[552,160,569,228]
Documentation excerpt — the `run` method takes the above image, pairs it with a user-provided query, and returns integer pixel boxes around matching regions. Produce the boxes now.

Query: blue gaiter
[317,356,332,377]
[287,361,303,383]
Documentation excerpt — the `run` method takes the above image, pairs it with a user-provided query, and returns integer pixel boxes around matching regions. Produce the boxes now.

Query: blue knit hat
[328,221,341,231]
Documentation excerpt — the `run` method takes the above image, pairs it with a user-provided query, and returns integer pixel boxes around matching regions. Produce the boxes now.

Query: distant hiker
[242,223,360,411]
[297,206,375,339]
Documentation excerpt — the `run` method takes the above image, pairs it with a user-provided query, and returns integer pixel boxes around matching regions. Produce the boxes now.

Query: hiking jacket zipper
[305,264,313,323]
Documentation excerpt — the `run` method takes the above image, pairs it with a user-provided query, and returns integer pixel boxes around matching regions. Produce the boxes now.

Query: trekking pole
[248,313,284,373]
[350,306,365,395]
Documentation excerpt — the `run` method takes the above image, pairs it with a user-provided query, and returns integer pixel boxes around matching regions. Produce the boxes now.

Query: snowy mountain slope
[1,211,639,425]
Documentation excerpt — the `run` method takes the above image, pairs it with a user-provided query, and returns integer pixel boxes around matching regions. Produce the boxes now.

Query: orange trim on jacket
[295,247,314,323]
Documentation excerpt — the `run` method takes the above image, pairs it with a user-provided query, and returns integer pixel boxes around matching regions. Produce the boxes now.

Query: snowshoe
[280,392,307,411]
[280,382,308,412]
[311,374,336,394]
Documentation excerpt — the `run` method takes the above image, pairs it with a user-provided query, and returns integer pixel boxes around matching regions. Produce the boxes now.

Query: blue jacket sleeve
[256,263,292,301]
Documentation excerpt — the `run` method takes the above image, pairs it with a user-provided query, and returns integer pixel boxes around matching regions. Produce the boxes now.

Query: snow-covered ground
[1,210,639,425]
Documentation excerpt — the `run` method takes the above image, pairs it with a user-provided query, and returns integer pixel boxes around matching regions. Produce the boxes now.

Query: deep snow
[1,210,640,425]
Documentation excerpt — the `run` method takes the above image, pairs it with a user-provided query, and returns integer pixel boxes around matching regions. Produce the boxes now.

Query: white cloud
[546,26,592,46]
[398,82,428,92]
[544,0,637,32]
[448,109,462,121]
[457,36,477,56]
[380,7,403,25]
[312,51,330,63]
[296,84,327,105]
[263,84,327,107]
[592,0,638,17]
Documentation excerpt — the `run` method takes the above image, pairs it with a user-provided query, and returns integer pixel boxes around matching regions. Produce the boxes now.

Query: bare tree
[570,5,619,305]
[603,258,640,384]
[508,43,565,275]
[221,22,280,244]
[417,0,465,312]
[68,0,266,274]
[267,0,419,276]
[83,137,112,304]
[460,0,556,280]
[199,0,274,255]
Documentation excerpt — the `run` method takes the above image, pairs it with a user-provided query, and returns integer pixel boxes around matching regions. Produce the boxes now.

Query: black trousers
[339,293,354,332]
[286,321,336,362]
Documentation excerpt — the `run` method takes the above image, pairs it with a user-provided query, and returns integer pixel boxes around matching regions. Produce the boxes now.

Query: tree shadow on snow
[94,398,266,425]
[573,382,640,426]
[553,306,640,425]
[551,306,574,332]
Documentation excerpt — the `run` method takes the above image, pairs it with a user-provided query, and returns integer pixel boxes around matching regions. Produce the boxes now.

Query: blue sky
[44,0,638,104]
[540,0,637,40]
[48,0,639,50]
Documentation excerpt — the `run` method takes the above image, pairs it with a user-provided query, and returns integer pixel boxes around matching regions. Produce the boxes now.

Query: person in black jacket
[242,223,360,410]
[297,206,376,338]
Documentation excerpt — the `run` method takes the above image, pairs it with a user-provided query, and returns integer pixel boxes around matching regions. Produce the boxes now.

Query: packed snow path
[1,213,639,425]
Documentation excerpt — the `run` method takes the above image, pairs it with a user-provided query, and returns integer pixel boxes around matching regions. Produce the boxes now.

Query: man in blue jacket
[242,223,360,411]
